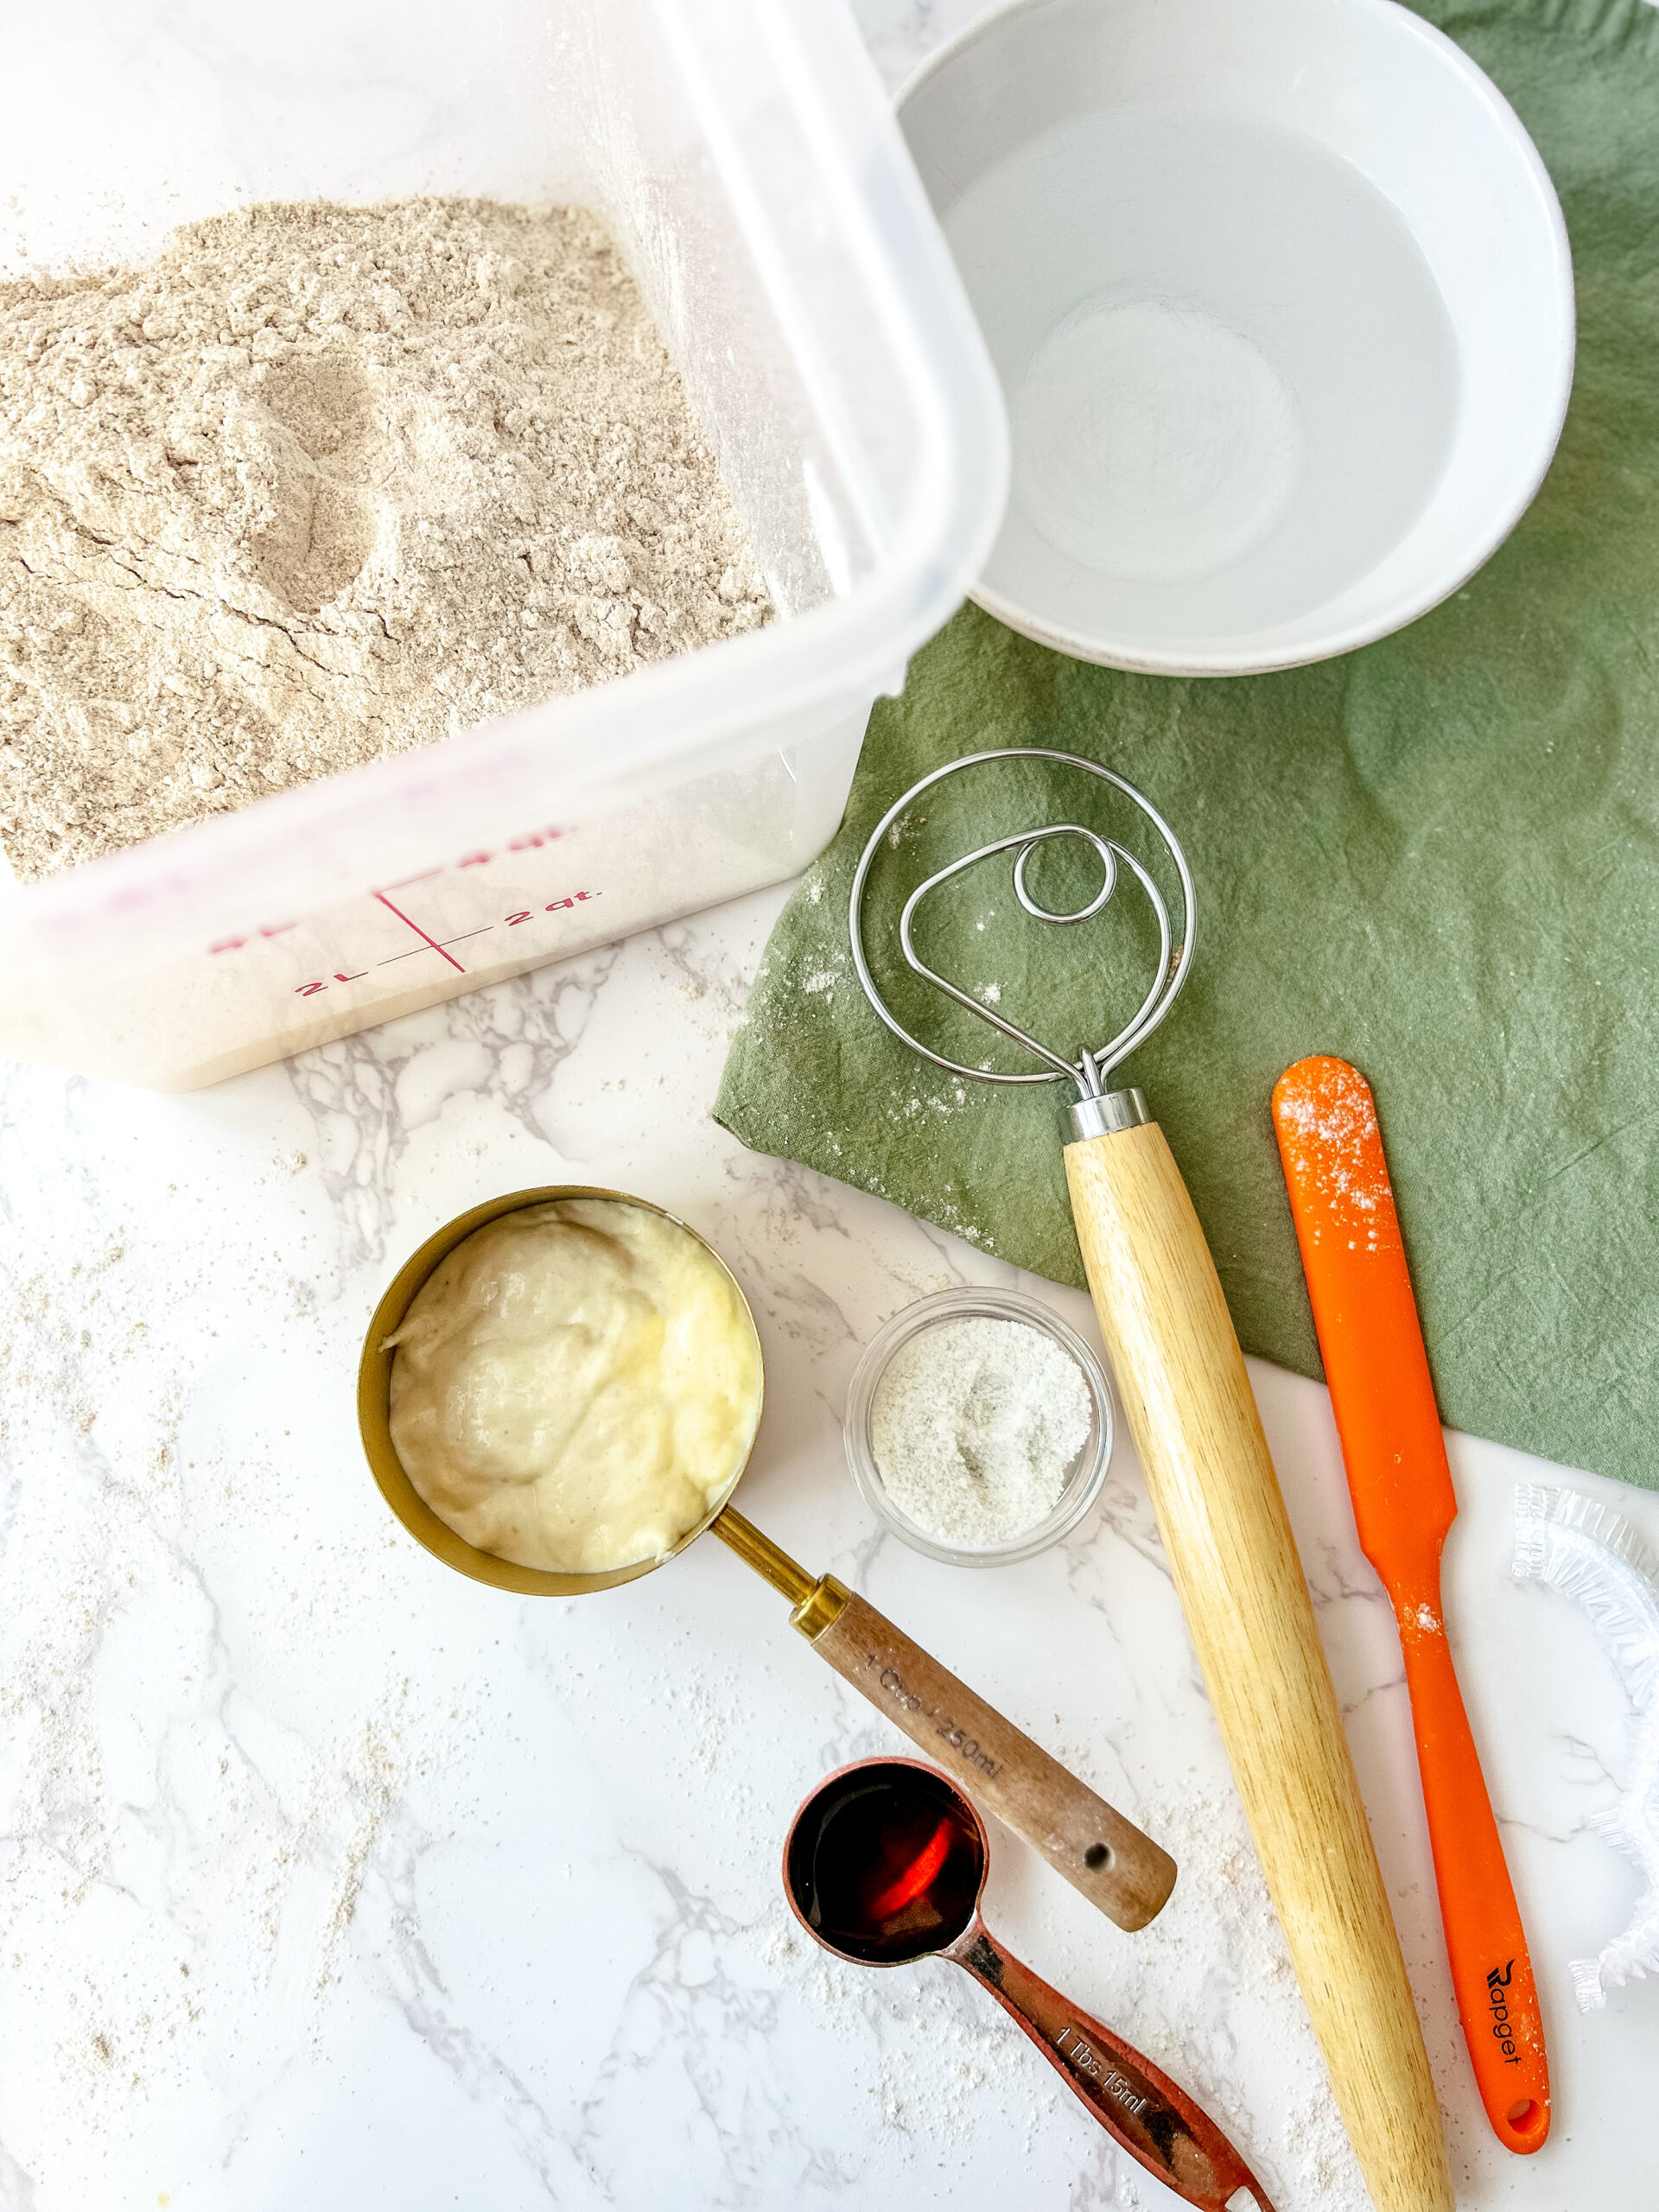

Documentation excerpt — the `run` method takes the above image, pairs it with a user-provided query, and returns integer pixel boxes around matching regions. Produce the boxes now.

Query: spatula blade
[1272,1055,1456,1581]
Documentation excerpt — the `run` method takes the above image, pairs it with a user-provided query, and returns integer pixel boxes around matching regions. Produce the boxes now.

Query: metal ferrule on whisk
[1070,1087,1153,1141]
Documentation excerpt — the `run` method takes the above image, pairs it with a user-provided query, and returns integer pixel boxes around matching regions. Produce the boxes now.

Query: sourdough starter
[386,1199,764,1575]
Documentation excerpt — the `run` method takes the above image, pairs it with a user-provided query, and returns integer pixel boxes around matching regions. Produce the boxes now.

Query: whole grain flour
[0,197,771,881]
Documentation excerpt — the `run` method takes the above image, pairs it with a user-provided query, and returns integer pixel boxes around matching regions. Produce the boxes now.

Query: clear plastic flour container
[0,0,1007,1087]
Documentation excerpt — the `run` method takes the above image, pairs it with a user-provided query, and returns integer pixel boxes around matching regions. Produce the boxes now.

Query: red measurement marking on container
[208,823,568,960]
[374,925,495,970]
[289,890,601,997]
[209,921,298,956]
[294,969,370,997]
[371,891,468,973]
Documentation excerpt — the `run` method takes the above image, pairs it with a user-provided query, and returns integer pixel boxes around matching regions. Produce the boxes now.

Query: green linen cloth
[716,0,1659,1491]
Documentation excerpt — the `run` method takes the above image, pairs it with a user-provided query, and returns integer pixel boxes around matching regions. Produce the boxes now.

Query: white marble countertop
[3,6,1656,2209]
[3,871,1656,2212]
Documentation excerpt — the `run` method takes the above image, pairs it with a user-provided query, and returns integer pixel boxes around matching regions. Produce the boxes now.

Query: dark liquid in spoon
[786,1764,984,1963]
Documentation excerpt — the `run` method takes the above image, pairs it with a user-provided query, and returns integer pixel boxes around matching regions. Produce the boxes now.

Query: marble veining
[0,6,1655,2209]
[2,880,1653,2211]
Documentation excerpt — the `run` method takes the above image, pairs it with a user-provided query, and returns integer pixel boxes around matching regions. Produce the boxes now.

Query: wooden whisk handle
[1064,1119,1452,2212]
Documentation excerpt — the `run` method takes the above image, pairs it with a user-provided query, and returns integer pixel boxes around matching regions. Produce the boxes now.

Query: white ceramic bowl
[898,0,1574,675]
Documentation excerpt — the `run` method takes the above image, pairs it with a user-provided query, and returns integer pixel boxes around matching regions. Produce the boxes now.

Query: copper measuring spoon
[784,1756,1275,2212]
[357,1185,1175,1932]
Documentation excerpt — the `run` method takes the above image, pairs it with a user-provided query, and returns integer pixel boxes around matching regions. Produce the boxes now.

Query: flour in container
[869,1315,1092,1548]
[0,197,770,880]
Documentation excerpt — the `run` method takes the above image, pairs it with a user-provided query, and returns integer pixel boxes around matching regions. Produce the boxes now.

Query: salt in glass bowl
[843,1287,1114,1567]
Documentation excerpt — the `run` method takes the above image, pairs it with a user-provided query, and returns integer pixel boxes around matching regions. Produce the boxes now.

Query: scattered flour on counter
[751,1777,1366,2209]
[758,1910,1058,2154]
[0,1202,491,2146]
[308,1706,416,1992]
[1096,1785,1369,2212]
[870,1315,1092,1547]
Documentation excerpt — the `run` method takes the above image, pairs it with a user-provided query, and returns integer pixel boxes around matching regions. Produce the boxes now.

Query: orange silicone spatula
[1272,1056,1550,2156]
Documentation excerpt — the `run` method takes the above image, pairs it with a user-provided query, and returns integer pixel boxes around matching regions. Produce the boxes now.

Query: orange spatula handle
[1273,1055,1549,2156]
[1397,1583,1550,2151]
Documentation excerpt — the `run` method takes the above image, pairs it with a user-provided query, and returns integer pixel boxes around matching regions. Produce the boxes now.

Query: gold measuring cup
[359,1185,1176,1932]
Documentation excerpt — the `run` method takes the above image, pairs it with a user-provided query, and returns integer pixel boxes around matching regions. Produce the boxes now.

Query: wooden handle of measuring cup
[800,1586,1176,1931]
[1064,1118,1452,2212]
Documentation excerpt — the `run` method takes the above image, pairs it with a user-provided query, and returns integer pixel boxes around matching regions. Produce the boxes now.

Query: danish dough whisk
[849,747,1453,2212]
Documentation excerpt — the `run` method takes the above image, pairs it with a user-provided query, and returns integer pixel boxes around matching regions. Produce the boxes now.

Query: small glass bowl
[842,1287,1115,1567]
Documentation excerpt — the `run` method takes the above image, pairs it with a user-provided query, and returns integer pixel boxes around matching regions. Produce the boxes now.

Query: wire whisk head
[849,748,1194,1103]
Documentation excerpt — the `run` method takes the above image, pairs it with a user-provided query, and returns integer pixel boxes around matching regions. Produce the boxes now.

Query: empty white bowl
[898,0,1574,674]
